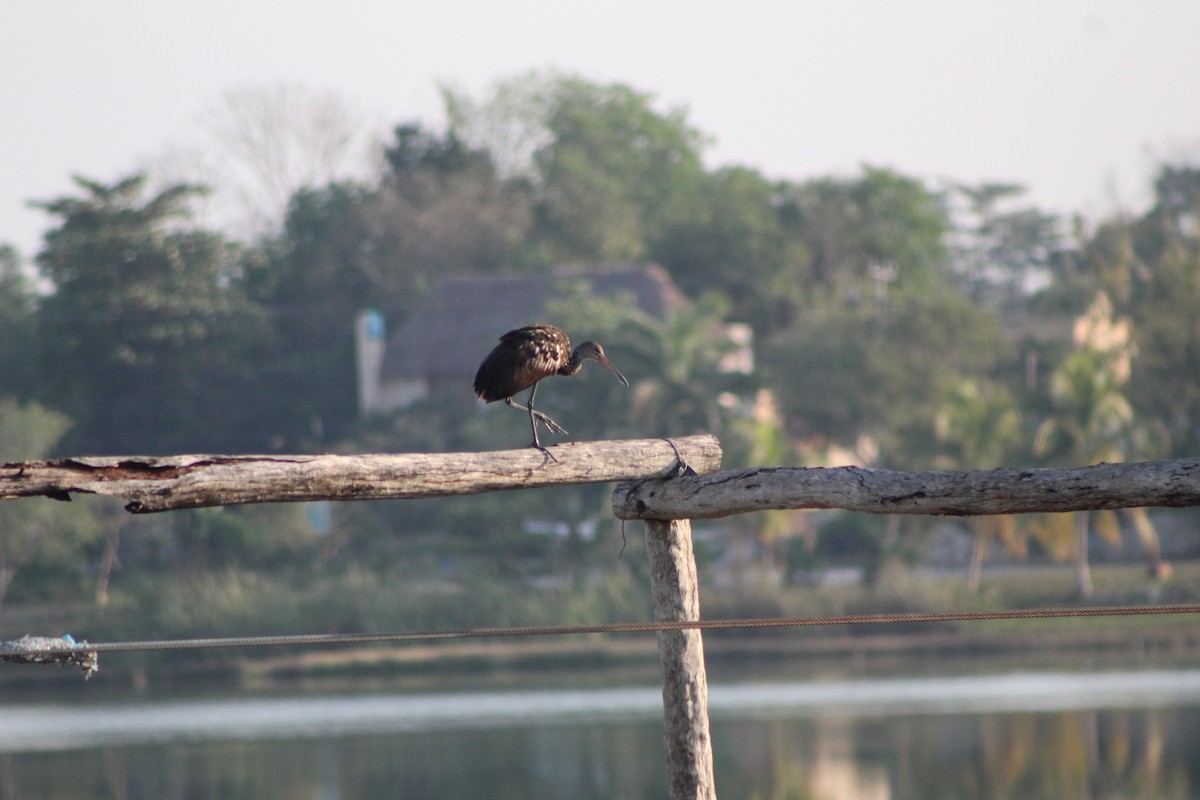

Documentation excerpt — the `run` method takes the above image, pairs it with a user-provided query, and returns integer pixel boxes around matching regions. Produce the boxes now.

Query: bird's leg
[524,388,542,451]
[504,385,568,438]
[504,384,566,460]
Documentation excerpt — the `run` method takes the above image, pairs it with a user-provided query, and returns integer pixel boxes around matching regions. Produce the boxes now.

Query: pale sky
[4,1,1199,260]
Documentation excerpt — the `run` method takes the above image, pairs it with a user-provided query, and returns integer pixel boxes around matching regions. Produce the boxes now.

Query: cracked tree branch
[0,436,723,513]
[612,459,1200,521]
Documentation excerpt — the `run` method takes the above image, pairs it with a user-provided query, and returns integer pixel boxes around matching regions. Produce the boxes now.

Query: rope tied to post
[0,635,98,677]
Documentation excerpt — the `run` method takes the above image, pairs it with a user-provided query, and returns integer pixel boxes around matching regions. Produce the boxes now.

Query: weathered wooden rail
[0,435,723,511]
[5,436,1200,800]
[613,458,1200,520]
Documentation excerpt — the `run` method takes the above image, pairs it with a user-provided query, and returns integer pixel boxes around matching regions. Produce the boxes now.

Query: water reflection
[0,725,668,800]
[2,671,1199,799]
[714,708,1200,800]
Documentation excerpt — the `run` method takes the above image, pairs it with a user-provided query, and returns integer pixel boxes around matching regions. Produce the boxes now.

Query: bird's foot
[532,411,568,436]
[530,442,560,463]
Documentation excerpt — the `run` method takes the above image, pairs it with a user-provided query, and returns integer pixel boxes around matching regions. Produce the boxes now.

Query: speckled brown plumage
[473,324,629,455]
[474,324,572,402]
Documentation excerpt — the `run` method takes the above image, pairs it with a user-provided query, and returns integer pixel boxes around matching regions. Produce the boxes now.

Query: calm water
[3,670,1200,799]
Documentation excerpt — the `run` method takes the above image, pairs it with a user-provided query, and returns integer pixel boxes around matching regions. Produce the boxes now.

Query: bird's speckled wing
[473,325,570,402]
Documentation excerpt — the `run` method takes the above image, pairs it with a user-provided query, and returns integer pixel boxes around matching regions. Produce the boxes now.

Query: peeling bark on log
[0,435,721,513]
[613,459,1200,521]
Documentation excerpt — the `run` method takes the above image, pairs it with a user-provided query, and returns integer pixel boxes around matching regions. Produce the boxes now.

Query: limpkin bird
[473,324,630,455]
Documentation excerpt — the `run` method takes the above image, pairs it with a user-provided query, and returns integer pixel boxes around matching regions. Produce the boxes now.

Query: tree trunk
[95,530,121,608]
[1076,511,1094,598]
[0,557,17,614]
[967,528,987,593]
[1123,507,1170,579]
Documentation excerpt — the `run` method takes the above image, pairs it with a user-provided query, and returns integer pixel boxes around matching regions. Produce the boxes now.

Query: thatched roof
[381,264,689,381]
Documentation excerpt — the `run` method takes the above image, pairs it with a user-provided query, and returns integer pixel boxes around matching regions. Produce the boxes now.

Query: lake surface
[3,670,1200,798]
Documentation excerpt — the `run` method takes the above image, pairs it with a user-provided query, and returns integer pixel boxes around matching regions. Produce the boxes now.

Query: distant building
[356,264,692,415]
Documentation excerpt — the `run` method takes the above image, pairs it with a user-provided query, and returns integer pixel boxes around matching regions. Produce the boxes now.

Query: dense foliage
[2,72,1199,620]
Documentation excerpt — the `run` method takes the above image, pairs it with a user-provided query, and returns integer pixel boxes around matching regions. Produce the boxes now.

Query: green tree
[0,398,96,608]
[1118,164,1200,456]
[934,379,1027,591]
[1130,242,1200,456]
[784,166,951,300]
[256,124,533,445]
[767,287,1010,467]
[33,174,272,453]
[254,181,384,446]
[949,181,1062,307]
[446,72,709,264]
[1044,164,1200,457]
[379,122,534,287]
[1034,293,1164,596]
[652,166,810,335]
[0,244,39,399]
[619,298,749,441]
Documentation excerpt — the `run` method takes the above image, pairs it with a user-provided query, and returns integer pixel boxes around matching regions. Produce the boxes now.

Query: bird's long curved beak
[597,353,630,387]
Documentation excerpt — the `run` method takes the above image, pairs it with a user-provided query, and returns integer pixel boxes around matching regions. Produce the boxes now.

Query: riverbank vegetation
[3,73,1200,652]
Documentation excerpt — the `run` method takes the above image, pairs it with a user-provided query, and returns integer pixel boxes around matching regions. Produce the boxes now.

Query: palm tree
[1034,293,1164,597]
[935,380,1026,591]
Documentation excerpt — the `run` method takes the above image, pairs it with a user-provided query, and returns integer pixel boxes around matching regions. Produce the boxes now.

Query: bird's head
[574,341,630,387]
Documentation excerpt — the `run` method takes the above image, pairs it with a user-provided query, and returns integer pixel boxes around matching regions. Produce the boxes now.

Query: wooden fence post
[645,518,716,800]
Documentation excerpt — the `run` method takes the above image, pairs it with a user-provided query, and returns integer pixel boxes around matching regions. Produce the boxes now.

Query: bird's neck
[558,349,585,377]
